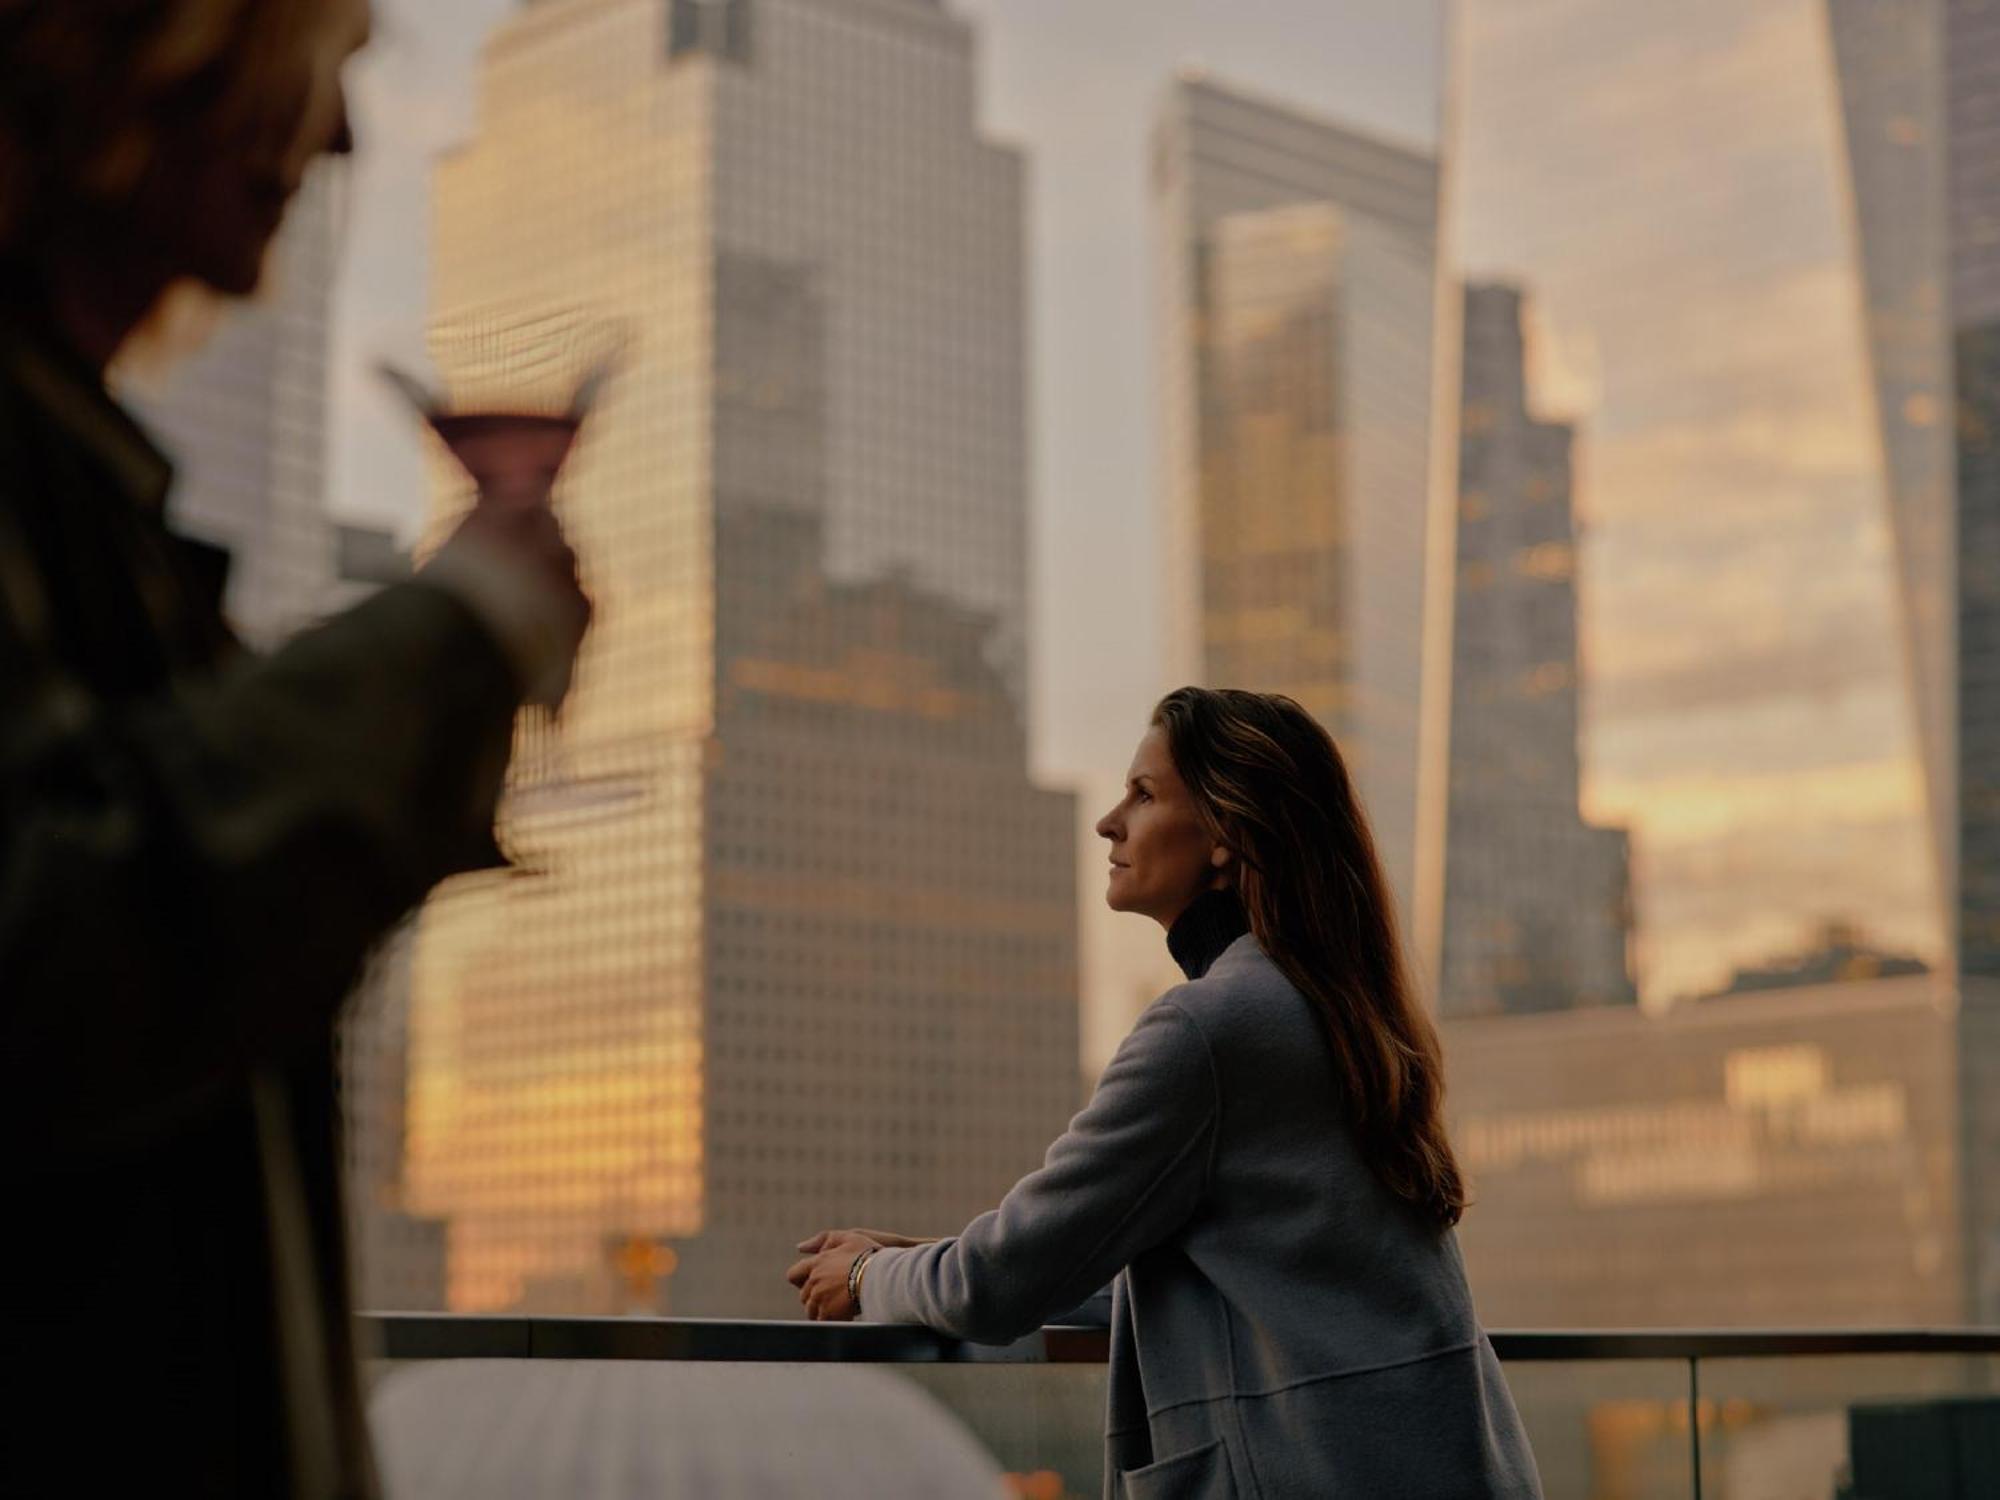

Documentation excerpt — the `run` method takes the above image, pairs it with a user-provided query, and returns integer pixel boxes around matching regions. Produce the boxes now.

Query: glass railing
[361,1318,2000,1499]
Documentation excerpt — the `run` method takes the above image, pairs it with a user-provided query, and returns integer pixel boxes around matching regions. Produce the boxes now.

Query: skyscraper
[403,0,1078,1317]
[1825,0,1959,926]
[1152,73,1442,934]
[1946,0,2000,1320]
[1439,284,1634,1016]
[1953,0,2000,965]
[123,170,340,649]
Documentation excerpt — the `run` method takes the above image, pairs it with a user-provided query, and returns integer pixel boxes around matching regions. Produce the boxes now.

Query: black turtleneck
[1166,888,1251,980]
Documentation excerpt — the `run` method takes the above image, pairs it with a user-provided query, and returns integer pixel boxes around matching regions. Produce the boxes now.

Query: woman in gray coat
[791,688,1542,1499]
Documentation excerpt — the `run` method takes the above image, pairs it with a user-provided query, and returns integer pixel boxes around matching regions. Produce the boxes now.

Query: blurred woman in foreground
[792,688,1541,1498]
[0,3,587,1494]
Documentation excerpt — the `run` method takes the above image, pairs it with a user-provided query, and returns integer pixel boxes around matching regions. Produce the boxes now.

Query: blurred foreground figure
[0,3,588,1495]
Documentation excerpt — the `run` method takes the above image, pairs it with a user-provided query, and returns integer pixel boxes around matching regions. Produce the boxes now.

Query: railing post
[1688,1354,1703,1500]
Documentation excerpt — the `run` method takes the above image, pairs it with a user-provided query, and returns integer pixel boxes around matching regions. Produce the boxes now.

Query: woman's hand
[796,1228,936,1253]
[786,1229,881,1321]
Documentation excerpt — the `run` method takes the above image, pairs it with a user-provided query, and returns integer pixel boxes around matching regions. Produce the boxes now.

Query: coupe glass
[376,305,626,529]
[376,307,633,874]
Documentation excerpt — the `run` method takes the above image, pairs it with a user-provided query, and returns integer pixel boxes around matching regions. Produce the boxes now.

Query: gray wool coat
[861,933,1543,1500]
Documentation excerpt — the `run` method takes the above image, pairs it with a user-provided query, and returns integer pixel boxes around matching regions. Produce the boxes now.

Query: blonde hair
[0,0,325,258]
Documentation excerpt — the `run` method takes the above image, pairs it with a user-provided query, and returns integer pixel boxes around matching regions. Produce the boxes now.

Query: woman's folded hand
[796,1227,935,1252]
[785,1228,881,1321]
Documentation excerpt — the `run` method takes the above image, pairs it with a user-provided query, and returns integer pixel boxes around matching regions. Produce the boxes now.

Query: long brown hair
[1154,686,1467,1227]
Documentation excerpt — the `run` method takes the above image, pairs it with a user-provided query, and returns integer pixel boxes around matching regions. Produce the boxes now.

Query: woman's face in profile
[1096,726,1223,928]
[148,0,372,296]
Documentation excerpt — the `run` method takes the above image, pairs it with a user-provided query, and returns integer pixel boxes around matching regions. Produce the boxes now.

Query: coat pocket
[1118,1437,1237,1500]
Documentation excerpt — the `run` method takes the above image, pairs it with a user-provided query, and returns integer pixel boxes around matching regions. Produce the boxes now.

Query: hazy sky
[328,0,1445,1070]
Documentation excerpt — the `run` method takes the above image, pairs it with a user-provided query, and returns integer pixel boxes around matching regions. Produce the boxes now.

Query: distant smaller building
[1445,975,1961,1330]
[1704,918,1929,1001]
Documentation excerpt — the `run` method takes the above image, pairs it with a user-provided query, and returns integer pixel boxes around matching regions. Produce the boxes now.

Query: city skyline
[129,4,1991,1025]
[114,0,2000,1331]
[62,4,2000,1492]
[326,0,1445,1076]
[1453,0,1954,1005]
[1448,0,2000,1326]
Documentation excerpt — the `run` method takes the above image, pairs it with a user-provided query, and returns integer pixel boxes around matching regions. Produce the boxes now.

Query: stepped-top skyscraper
[404,0,1077,1316]
[1153,73,1442,935]
[1440,284,1634,1015]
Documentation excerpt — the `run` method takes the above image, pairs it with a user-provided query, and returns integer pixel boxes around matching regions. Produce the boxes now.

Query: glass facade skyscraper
[1947,0,2000,977]
[1946,0,2000,1320]
[1153,74,1441,934]
[402,0,1077,1317]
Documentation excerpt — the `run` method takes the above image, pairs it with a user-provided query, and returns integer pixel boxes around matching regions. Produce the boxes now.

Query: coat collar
[1166,889,1252,981]
[2,308,173,516]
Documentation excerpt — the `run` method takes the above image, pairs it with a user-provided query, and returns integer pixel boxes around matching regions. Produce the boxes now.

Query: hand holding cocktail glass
[379,318,623,707]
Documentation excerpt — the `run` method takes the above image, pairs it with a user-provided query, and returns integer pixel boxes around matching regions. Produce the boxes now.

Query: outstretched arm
[834,999,1218,1344]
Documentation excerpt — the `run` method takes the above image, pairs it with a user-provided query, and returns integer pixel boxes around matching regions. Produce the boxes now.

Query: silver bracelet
[846,1247,879,1310]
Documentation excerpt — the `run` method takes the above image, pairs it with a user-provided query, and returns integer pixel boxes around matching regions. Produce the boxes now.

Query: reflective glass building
[1152,73,1442,933]
[404,0,1078,1316]
[1947,0,2000,1318]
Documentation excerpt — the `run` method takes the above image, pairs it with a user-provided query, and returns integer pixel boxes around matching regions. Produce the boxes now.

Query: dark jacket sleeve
[0,580,521,1160]
[860,999,1219,1343]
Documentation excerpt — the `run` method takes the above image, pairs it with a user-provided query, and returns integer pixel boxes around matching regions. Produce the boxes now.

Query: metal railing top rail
[363,1315,2000,1366]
